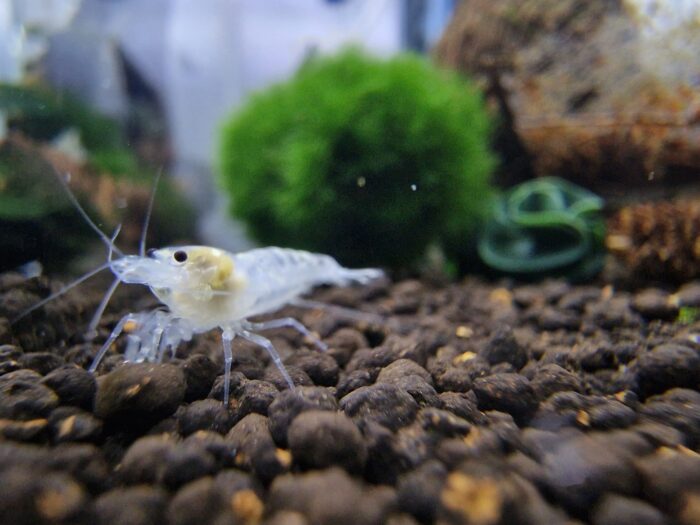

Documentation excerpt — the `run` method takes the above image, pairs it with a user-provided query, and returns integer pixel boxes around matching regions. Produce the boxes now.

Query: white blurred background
[1,0,458,249]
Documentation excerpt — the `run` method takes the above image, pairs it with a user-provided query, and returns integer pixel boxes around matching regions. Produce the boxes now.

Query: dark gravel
[94,363,186,420]
[94,485,168,525]
[340,382,419,431]
[41,365,96,410]
[287,410,367,473]
[267,386,339,446]
[2,273,700,524]
[472,373,538,425]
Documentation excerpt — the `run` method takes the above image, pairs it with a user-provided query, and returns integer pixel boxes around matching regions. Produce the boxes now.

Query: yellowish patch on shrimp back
[153,246,248,328]
[185,247,235,290]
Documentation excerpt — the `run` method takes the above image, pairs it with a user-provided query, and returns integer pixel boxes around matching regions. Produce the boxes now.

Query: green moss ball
[218,48,495,268]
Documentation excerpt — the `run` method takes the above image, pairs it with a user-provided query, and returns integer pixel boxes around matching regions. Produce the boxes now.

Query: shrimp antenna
[11,261,111,324]
[52,169,125,258]
[84,225,123,340]
[139,168,162,257]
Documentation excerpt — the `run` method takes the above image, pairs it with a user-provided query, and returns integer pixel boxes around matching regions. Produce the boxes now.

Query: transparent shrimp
[96,244,382,403]
[12,173,384,405]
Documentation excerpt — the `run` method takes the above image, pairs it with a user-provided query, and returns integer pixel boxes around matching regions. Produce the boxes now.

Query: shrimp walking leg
[156,334,169,363]
[239,329,295,390]
[156,324,176,363]
[89,313,140,372]
[243,318,328,351]
[291,298,384,325]
[150,324,166,363]
[221,328,235,405]
[155,317,191,363]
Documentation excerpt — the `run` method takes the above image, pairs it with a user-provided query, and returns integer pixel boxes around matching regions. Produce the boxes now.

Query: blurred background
[3,0,700,286]
[1,0,458,252]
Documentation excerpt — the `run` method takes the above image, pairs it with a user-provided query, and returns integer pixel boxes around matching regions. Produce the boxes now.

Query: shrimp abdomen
[234,247,381,285]
[232,247,382,317]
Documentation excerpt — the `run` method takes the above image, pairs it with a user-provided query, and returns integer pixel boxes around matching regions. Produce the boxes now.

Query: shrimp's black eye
[173,250,188,263]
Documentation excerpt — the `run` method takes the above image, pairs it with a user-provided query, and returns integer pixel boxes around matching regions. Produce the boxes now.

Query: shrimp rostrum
[15,175,383,405]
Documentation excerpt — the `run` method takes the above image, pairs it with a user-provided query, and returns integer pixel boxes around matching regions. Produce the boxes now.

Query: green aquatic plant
[219,48,496,268]
[0,139,93,270]
[677,306,700,325]
[0,83,136,175]
[0,143,195,272]
[477,177,606,280]
[0,84,195,271]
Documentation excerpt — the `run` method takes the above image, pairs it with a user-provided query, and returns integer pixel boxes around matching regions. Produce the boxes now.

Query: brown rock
[435,0,700,192]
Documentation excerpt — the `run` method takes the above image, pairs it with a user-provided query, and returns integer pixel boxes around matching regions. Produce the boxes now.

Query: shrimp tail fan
[337,267,384,285]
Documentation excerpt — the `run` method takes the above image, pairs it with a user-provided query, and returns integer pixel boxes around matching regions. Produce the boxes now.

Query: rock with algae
[606,196,700,284]
[0,133,193,272]
[435,0,700,192]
